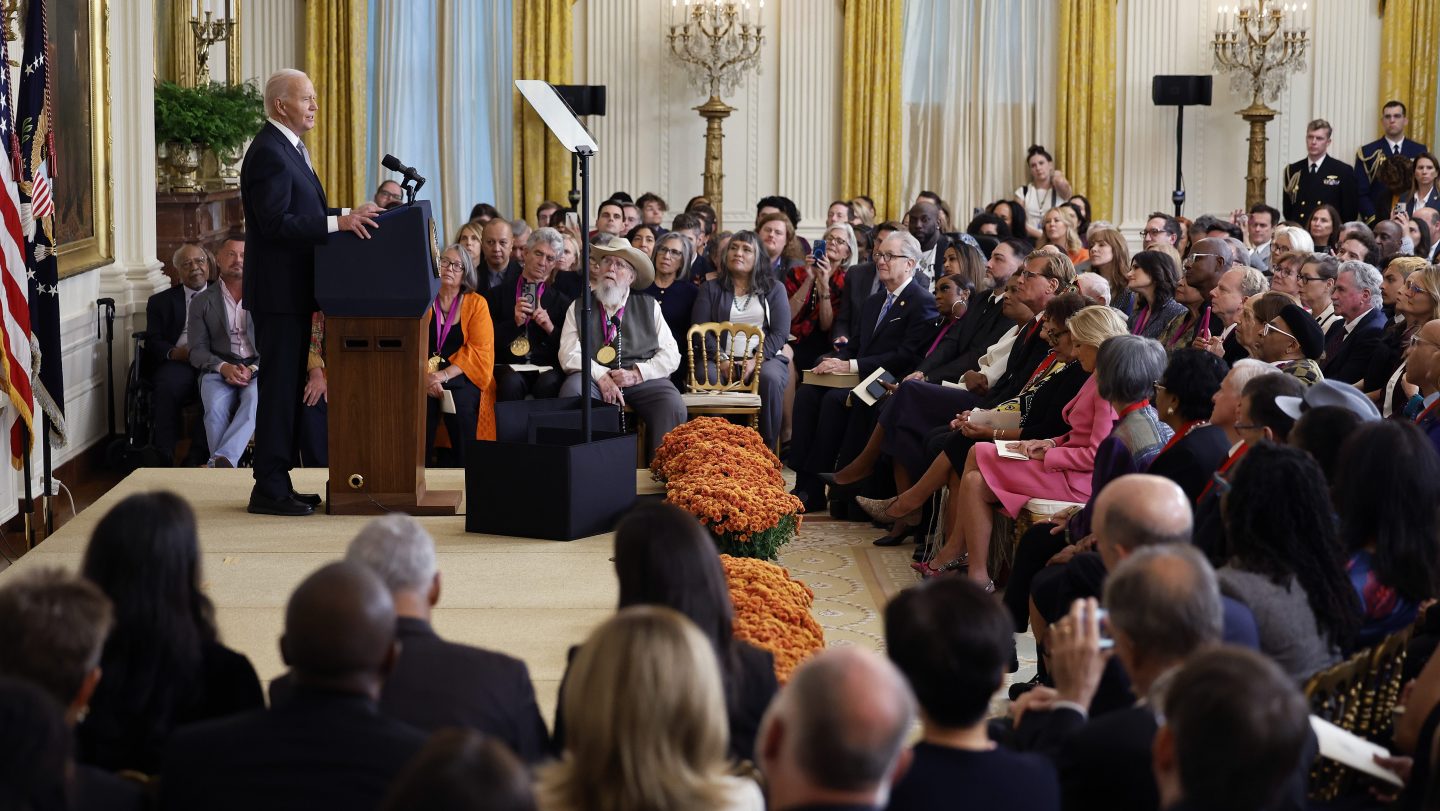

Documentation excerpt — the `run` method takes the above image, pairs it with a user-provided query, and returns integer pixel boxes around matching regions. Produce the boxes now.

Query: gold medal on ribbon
[426,355,442,374]
[510,336,531,357]
[596,345,617,365]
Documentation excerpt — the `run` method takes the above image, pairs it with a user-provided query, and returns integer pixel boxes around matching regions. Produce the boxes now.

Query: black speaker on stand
[1152,75,1214,218]
[554,85,608,214]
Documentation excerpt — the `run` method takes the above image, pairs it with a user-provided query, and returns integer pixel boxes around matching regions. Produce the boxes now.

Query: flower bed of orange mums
[721,554,825,684]
[654,418,801,560]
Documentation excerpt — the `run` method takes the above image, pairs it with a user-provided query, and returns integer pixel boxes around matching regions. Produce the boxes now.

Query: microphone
[381,153,426,184]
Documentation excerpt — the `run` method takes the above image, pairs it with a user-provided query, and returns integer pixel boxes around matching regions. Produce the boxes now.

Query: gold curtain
[1380,0,1440,149]
[513,0,574,223]
[840,0,903,222]
[1054,0,1116,222]
[304,0,368,206]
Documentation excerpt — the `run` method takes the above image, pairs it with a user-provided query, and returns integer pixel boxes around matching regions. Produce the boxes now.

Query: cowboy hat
[590,237,655,290]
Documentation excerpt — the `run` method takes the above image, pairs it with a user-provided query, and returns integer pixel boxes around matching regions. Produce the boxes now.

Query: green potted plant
[154,81,265,192]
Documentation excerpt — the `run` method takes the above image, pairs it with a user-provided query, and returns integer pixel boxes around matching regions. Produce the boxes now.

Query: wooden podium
[315,201,461,515]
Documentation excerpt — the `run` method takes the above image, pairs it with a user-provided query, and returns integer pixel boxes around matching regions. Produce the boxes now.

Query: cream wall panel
[573,0,839,236]
[1114,0,1381,234]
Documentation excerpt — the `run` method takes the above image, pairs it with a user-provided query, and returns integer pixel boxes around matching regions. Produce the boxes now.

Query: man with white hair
[242,68,382,516]
[489,226,571,402]
[558,237,685,458]
[1198,265,1267,363]
[344,514,549,763]
[1320,260,1387,383]
[757,648,917,811]
[788,231,939,511]
[1076,272,1110,306]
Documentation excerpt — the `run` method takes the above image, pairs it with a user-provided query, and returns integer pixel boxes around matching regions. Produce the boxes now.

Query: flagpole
[20,421,33,550]
[41,413,51,535]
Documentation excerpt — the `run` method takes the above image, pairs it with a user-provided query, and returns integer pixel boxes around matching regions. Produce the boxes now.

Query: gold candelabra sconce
[191,0,236,85]
[667,0,766,229]
[1212,1,1310,207]
[2,0,21,63]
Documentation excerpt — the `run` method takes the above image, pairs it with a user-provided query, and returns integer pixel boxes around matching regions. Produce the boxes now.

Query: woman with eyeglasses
[1148,349,1232,502]
[1296,253,1343,333]
[1161,249,1228,352]
[785,223,853,371]
[424,243,496,466]
[1250,293,1325,388]
[1124,250,1187,341]
[1267,252,1304,298]
[1364,264,1440,415]
[1270,225,1314,268]
[643,232,700,389]
[1307,204,1341,253]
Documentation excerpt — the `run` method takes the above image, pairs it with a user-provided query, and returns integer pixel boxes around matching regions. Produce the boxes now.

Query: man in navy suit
[1355,100,1427,223]
[145,243,210,465]
[241,69,381,516]
[788,232,938,511]
[1320,260,1387,384]
[1282,119,1359,225]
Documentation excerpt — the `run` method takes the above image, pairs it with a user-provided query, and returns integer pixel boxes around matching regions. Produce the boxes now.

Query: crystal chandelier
[667,0,766,98]
[1212,1,1310,107]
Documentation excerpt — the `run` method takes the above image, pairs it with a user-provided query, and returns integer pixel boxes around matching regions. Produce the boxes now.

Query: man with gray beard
[558,237,686,459]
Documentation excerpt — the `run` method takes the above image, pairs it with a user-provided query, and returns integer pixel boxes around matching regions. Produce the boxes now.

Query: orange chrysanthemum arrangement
[652,417,802,560]
[721,554,825,684]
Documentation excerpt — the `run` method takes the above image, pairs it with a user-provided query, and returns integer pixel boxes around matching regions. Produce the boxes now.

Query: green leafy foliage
[154,81,265,152]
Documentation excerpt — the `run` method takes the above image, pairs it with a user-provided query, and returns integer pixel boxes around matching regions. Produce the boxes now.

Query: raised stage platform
[0,467,1028,721]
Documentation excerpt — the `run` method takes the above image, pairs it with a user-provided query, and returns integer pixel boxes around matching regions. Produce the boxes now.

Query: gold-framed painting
[51,0,112,279]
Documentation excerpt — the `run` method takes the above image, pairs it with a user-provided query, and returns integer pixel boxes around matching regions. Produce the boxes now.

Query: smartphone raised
[812,239,827,263]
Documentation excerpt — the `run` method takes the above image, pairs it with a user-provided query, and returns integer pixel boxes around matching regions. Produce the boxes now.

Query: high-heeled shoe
[910,555,969,579]
[873,524,922,547]
[855,495,921,528]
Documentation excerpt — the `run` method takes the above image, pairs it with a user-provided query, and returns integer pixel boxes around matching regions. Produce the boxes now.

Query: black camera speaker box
[466,398,635,540]
[1152,75,1213,107]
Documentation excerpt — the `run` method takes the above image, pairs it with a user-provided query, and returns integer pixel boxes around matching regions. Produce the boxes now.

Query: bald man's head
[1094,474,1192,570]
[760,648,915,801]
[281,562,397,692]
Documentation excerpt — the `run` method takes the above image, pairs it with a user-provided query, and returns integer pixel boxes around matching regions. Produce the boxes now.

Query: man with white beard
[558,237,686,458]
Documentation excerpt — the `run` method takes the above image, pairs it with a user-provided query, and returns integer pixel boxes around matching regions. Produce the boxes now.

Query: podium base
[325,482,463,516]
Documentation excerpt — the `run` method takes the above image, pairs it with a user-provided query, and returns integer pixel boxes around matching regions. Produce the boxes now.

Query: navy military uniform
[1283,155,1358,226]
[1354,136,1426,222]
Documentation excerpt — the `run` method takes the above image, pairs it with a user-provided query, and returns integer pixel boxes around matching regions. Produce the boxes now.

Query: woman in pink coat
[903,306,1132,590]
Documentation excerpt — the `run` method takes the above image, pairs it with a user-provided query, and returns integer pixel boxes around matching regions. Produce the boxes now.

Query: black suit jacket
[918,290,1013,383]
[1282,154,1358,225]
[378,617,549,764]
[1355,136,1426,220]
[160,688,425,811]
[982,317,1051,408]
[833,262,878,344]
[486,267,573,368]
[837,279,938,378]
[240,122,338,316]
[143,284,200,376]
[1321,307,1386,384]
[1146,424,1232,504]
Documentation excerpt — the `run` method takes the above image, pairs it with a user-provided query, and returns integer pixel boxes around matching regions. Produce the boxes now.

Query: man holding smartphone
[487,228,572,402]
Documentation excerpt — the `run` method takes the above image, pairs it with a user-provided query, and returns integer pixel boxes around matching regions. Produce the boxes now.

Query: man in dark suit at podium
[1355,100,1426,222]
[241,69,380,516]
[1282,119,1358,225]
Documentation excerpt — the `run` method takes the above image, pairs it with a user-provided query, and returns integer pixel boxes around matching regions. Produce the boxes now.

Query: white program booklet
[1310,715,1404,787]
[995,440,1029,461]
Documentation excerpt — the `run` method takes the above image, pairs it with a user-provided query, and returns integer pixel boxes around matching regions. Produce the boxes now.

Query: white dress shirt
[558,293,680,382]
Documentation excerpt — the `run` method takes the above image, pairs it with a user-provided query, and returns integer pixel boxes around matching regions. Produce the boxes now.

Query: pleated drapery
[900,0,1057,219]
[304,0,368,206]
[513,0,574,226]
[1379,0,1440,149]
[1053,0,1116,222]
[840,0,905,222]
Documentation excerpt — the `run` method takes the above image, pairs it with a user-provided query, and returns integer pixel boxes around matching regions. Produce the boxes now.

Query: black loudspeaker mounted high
[554,84,607,117]
[1151,75,1214,107]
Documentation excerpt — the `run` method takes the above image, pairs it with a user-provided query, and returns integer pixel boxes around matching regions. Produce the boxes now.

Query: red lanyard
[1116,399,1150,421]
[603,305,626,344]
[1418,398,1440,424]
[1159,420,1207,455]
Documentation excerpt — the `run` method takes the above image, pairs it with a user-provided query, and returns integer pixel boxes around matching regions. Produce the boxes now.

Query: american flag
[16,0,65,450]
[0,19,33,467]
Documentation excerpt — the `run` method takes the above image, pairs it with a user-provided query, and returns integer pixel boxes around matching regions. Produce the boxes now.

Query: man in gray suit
[190,236,260,468]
